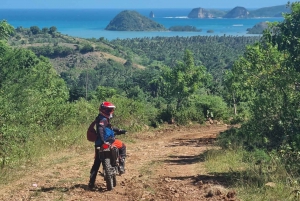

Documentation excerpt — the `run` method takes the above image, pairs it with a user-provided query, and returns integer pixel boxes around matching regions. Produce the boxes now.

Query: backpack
[87,121,97,142]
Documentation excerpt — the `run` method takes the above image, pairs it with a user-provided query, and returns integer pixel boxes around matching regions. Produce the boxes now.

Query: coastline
[0,9,279,40]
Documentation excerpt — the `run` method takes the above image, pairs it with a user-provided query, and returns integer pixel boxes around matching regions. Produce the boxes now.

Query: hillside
[247,21,269,34]
[248,5,291,17]
[9,28,145,72]
[7,25,261,105]
[223,6,249,18]
[105,10,167,31]
[186,4,290,19]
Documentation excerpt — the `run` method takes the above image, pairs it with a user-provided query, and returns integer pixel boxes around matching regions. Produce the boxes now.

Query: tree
[160,49,211,109]
[267,2,300,72]
[42,27,49,34]
[80,43,94,53]
[0,20,14,40]
[49,26,57,34]
[124,55,133,67]
[226,2,300,150]
[95,86,117,101]
[30,26,40,35]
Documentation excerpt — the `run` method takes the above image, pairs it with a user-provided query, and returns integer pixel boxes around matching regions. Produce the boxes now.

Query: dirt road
[0,124,238,201]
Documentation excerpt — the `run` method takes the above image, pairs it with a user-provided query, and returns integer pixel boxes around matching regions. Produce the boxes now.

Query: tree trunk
[233,93,237,115]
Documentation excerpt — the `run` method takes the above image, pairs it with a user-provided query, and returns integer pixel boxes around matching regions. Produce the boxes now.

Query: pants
[89,139,126,184]
[112,139,126,158]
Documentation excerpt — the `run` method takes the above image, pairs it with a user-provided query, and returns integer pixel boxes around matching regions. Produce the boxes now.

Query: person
[88,101,127,189]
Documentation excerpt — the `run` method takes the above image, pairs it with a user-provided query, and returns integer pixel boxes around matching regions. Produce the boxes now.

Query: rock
[149,11,155,18]
[265,182,276,188]
[164,177,172,182]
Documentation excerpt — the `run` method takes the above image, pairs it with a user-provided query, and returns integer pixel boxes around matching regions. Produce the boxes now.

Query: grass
[0,120,141,187]
[203,148,300,201]
[0,124,90,186]
[139,160,162,177]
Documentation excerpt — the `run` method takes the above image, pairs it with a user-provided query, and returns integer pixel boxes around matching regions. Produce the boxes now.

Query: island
[168,25,202,32]
[188,7,226,18]
[105,10,167,31]
[187,4,290,19]
[149,11,155,18]
[223,6,249,18]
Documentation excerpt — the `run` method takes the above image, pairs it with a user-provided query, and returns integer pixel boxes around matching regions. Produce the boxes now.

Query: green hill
[223,6,249,18]
[105,10,167,31]
[248,5,291,17]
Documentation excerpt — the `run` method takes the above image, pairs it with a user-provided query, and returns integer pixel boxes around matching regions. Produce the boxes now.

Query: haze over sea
[0,9,283,40]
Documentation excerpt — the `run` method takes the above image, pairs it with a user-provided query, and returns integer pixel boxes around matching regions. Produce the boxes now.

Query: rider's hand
[119,129,127,134]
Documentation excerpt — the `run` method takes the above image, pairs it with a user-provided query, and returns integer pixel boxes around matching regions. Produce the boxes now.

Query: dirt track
[0,124,239,201]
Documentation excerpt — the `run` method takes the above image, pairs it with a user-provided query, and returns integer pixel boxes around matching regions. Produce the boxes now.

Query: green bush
[80,43,94,54]
[106,96,158,131]
[193,94,230,120]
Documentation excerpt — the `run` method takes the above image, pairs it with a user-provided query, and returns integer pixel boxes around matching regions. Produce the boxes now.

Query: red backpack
[87,121,97,142]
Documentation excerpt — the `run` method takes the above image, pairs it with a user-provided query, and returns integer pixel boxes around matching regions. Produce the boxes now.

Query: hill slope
[249,5,291,17]
[223,6,249,18]
[247,21,269,34]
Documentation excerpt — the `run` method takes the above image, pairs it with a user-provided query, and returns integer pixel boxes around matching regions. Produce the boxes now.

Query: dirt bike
[97,129,126,191]
[97,142,121,191]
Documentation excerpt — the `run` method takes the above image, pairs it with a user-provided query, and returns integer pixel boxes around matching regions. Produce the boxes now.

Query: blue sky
[0,0,296,9]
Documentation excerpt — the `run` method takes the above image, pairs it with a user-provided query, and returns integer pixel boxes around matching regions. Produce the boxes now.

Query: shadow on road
[30,183,108,193]
[166,170,266,189]
[164,153,206,165]
[166,137,217,147]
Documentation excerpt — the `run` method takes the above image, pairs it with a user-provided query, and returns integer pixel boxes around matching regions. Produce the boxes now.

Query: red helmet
[99,101,116,118]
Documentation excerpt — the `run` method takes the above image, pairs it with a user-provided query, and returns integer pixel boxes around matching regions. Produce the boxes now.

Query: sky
[0,0,296,9]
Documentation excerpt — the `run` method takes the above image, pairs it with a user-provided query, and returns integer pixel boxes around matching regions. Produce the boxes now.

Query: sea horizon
[0,9,283,40]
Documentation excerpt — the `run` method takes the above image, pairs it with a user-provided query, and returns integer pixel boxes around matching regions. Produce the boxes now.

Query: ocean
[0,9,283,40]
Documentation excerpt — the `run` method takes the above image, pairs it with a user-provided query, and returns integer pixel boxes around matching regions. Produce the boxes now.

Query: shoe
[119,165,125,174]
[119,158,126,174]
[88,182,95,189]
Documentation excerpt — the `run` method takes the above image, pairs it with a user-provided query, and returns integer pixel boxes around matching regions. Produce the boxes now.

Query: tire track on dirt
[122,124,238,201]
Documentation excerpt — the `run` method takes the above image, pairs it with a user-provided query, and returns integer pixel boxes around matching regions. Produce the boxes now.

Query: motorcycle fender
[100,150,111,159]
[110,147,119,166]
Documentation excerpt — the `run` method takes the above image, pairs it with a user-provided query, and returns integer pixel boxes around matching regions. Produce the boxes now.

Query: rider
[88,101,127,189]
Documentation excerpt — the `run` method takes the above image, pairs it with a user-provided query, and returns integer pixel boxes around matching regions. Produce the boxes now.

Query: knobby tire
[104,158,114,191]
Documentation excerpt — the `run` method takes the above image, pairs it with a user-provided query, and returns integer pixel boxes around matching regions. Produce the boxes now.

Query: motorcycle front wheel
[103,158,114,191]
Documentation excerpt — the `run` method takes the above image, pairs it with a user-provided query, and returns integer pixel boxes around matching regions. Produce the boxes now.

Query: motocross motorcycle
[97,130,126,191]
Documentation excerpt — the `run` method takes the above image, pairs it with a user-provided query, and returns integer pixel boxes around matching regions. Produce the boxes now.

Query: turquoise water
[0,9,283,40]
